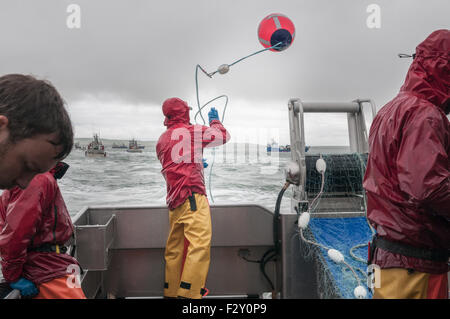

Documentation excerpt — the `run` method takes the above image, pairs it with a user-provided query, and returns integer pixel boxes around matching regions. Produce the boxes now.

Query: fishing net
[305,154,367,195]
[296,153,375,299]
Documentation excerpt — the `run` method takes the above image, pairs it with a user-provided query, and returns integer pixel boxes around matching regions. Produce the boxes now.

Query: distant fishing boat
[267,142,291,153]
[74,142,85,150]
[112,142,127,149]
[126,139,143,153]
[85,134,106,157]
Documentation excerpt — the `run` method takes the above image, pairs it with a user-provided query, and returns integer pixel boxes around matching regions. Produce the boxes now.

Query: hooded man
[156,97,230,299]
[363,29,449,299]
[0,162,85,299]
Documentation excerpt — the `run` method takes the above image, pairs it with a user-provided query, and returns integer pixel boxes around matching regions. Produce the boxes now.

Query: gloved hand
[10,278,39,298]
[208,107,219,124]
[202,158,208,168]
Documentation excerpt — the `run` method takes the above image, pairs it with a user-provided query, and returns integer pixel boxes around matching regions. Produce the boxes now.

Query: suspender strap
[188,194,197,211]
[28,243,67,254]
[372,236,448,263]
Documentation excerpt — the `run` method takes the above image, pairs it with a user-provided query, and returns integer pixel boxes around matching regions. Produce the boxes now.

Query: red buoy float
[257,13,295,52]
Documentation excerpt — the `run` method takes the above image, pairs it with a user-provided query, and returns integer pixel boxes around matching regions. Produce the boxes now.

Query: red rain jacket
[156,98,230,210]
[0,162,80,284]
[363,30,450,274]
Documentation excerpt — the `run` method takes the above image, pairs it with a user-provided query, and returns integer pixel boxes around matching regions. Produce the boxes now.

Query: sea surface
[59,142,349,217]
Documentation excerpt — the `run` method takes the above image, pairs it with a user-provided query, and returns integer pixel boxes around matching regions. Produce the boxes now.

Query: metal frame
[287,98,376,203]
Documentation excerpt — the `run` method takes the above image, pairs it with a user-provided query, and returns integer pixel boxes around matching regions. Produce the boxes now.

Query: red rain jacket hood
[163,97,191,127]
[157,98,230,210]
[400,29,450,109]
[0,162,80,284]
[363,29,450,274]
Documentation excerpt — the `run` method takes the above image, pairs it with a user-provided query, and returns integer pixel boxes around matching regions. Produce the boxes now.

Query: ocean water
[61,143,280,216]
[59,143,349,217]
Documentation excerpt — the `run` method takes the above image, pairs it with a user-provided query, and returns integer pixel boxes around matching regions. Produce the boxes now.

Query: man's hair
[0,74,73,159]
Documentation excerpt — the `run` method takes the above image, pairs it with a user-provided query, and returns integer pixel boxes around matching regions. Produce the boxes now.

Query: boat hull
[85,151,106,157]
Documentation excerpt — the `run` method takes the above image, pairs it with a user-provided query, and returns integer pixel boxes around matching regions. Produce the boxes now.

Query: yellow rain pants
[164,193,211,299]
[373,268,448,299]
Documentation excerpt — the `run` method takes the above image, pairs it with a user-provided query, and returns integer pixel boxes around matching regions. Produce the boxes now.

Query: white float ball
[354,285,367,299]
[327,249,344,263]
[298,212,310,229]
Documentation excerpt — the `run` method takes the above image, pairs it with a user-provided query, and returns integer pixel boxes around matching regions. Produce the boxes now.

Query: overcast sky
[0,0,448,145]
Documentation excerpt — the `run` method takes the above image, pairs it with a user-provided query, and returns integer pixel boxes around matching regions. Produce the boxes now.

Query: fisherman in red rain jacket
[0,162,86,299]
[156,97,230,299]
[363,29,450,299]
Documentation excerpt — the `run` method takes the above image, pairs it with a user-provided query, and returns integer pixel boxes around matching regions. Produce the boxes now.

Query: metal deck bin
[75,212,116,271]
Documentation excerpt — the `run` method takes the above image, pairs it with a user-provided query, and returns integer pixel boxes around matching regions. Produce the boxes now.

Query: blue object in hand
[202,158,208,168]
[208,107,219,124]
[10,277,39,298]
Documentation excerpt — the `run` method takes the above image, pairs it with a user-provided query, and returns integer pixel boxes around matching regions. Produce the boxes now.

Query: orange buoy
[257,13,295,52]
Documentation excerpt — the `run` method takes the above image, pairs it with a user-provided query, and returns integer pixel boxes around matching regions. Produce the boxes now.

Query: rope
[194,42,283,201]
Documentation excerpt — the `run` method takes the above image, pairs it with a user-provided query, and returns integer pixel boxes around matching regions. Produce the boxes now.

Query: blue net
[295,153,375,299]
[308,217,373,299]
